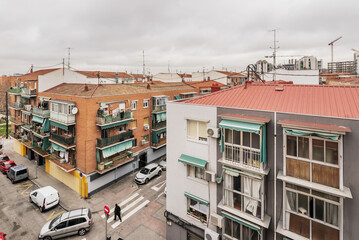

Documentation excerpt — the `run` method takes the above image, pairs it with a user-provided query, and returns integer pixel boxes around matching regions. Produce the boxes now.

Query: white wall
[263,69,319,84]
[192,72,209,82]
[166,101,218,232]
[153,73,182,83]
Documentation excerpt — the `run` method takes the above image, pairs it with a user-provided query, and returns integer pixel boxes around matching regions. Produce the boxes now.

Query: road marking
[21,183,33,194]
[47,210,65,221]
[111,200,150,229]
[107,196,144,223]
[151,180,166,192]
[101,192,139,218]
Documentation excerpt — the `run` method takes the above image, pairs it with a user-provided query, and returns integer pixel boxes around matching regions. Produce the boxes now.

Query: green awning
[152,128,166,134]
[260,124,267,163]
[222,212,260,232]
[284,128,339,141]
[42,138,50,151]
[96,149,100,163]
[219,120,261,134]
[22,111,31,116]
[101,139,132,158]
[178,154,207,169]
[52,142,67,152]
[174,95,180,100]
[100,119,132,130]
[21,95,30,99]
[32,115,44,124]
[223,166,240,177]
[184,192,209,205]
[40,118,50,132]
[151,128,166,144]
[50,120,68,131]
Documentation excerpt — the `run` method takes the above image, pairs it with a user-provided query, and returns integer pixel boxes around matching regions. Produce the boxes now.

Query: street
[0,139,167,240]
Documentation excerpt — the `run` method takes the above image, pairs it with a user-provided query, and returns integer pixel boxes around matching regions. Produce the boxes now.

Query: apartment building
[166,83,358,240]
[10,80,198,196]
[192,71,247,86]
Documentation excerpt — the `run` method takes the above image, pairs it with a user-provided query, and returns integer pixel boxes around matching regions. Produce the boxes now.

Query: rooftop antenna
[67,47,72,69]
[270,29,280,81]
[142,50,145,79]
[168,61,170,73]
[328,36,342,63]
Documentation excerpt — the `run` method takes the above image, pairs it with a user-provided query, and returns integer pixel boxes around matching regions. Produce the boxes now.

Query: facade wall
[38,69,87,92]
[153,73,182,83]
[263,69,319,84]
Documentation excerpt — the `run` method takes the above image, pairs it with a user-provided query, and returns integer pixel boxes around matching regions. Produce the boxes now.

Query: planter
[104,161,113,169]
[98,163,105,171]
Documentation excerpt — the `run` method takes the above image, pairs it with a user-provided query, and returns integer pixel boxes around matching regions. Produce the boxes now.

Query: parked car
[38,208,93,240]
[135,163,162,184]
[0,160,16,174]
[29,186,60,212]
[0,232,7,240]
[0,154,9,163]
[7,165,28,184]
[159,160,166,171]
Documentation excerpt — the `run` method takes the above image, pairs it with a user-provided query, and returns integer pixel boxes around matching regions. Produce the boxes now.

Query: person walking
[114,203,122,222]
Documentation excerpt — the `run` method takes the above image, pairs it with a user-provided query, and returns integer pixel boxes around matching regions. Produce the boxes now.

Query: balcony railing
[10,132,22,139]
[223,190,262,219]
[9,116,22,124]
[224,145,261,169]
[8,88,21,94]
[152,138,166,147]
[152,120,166,130]
[33,107,50,117]
[9,102,23,109]
[96,111,132,125]
[22,123,32,130]
[51,132,75,146]
[152,105,166,112]
[97,150,133,172]
[21,88,37,96]
[50,112,76,124]
[97,130,133,148]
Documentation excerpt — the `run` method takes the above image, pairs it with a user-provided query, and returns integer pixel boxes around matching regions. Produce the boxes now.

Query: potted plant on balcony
[126,151,133,158]
[98,162,105,171]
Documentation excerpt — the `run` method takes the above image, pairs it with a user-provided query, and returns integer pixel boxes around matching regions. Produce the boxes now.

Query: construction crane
[265,55,302,58]
[328,36,342,63]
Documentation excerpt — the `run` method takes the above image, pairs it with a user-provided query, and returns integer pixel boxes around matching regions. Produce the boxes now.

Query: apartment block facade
[166,83,358,240]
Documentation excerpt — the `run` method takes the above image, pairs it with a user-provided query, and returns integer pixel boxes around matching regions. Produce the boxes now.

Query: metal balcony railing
[97,130,134,148]
[9,102,23,109]
[50,112,76,124]
[33,107,50,117]
[224,145,261,169]
[96,111,132,125]
[51,132,75,146]
[152,121,166,130]
[152,105,166,112]
[21,88,37,96]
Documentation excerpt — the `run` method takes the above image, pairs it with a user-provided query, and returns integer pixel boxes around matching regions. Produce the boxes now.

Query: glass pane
[188,120,197,139]
[188,165,195,177]
[313,139,324,162]
[315,199,324,221]
[233,175,241,192]
[326,203,339,226]
[298,137,309,159]
[195,167,204,179]
[198,122,207,139]
[225,129,233,143]
[298,194,309,216]
[199,203,207,212]
[224,218,232,236]
[286,191,297,211]
[190,199,197,209]
[312,190,339,202]
[326,141,338,165]
[243,132,250,147]
[233,130,241,145]
[233,221,241,239]
[287,135,297,156]
[252,133,260,149]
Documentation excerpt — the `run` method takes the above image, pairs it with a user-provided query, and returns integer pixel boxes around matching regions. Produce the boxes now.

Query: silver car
[135,163,162,184]
[38,208,93,240]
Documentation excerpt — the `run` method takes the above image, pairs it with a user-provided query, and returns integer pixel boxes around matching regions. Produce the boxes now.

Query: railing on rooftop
[33,107,50,117]
[96,111,132,125]
[97,130,133,148]
[51,132,75,146]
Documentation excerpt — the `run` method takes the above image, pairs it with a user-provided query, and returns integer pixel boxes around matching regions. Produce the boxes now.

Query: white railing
[50,112,75,124]
[224,145,261,169]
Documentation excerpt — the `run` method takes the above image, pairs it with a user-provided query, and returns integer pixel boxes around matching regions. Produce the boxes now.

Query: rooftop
[186,80,226,88]
[76,71,134,79]
[184,84,359,119]
[44,82,196,98]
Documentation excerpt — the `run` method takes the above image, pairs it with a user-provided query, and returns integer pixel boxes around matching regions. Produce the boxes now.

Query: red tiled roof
[187,80,225,88]
[216,71,246,77]
[76,71,133,79]
[178,73,192,78]
[184,84,359,119]
[23,68,59,76]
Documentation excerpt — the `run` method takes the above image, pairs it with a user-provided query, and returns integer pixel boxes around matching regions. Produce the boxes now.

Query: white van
[29,186,60,212]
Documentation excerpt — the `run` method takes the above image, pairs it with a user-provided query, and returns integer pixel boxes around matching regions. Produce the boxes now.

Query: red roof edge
[43,83,66,93]
[220,114,271,124]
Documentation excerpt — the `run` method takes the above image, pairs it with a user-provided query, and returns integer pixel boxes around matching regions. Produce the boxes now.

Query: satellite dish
[72,107,78,115]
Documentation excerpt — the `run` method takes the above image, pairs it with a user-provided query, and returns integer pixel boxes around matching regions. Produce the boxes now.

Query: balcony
[97,130,133,148]
[32,126,50,138]
[48,153,75,172]
[152,121,166,130]
[8,88,21,94]
[9,116,22,125]
[96,111,132,125]
[21,123,33,131]
[10,132,21,140]
[21,88,37,97]
[50,112,75,124]
[50,132,75,146]
[33,107,50,117]
[152,105,166,113]
[152,138,166,148]
[9,102,23,109]
[97,151,133,174]
[224,145,261,170]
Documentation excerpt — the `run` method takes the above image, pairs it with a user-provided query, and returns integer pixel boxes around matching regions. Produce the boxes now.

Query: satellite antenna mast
[142,50,145,79]
[270,29,280,81]
[67,47,72,69]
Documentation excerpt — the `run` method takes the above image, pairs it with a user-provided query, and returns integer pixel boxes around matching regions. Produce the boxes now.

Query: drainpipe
[274,111,277,240]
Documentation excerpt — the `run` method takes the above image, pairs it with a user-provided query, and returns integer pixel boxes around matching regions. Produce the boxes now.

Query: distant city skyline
[1,0,358,75]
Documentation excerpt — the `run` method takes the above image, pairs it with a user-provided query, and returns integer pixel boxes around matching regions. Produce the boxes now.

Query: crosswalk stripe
[151,181,166,192]
[111,200,150,229]
[101,192,139,218]
[107,196,144,223]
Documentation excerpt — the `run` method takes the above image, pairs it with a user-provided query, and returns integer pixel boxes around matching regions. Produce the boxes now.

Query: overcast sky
[0,0,358,75]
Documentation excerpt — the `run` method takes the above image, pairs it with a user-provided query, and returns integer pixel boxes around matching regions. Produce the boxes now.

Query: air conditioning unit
[141,140,147,145]
[209,213,224,228]
[205,171,216,183]
[144,124,149,131]
[204,228,219,240]
[207,127,220,138]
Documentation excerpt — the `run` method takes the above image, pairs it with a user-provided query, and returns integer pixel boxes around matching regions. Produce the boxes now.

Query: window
[187,120,207,142]
[223,217,260,240]
[56,221,68,230]
[132,100,138,110]
[143,99,149,108]
[187,165,205,180]
[118,125,126,132]
[132,139,137,148]
[68,218,86,226]
[144,117,149,126]
[143,135,149,142]
[285,183,340,239]
[132,120,137,129]
[187,198,207,223]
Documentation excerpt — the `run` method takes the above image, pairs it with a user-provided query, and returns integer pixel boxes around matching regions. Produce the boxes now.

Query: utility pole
[62,58,65,75]
[142,50,146,79]
[270,29,280,81]
[168,61,170,73]
[67,47,71,69]
[5,91,8,139]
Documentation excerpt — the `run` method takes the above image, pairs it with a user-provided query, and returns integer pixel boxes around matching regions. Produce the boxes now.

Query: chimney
[207,76,210,81]
[147,83,151,90]
[115,72,119,84]
[84,84,89,91]
[30,64,33,73]
[211,83,220,93]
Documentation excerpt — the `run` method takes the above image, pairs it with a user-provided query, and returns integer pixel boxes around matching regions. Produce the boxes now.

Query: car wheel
[29,197,32,203]
[158,170,162,176]
[78,228,86,236]
[145,178,149,184]
[11,179,15,184]
[44,236,52,240]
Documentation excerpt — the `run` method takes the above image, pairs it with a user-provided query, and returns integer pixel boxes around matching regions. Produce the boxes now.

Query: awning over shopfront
[178,154,207,169]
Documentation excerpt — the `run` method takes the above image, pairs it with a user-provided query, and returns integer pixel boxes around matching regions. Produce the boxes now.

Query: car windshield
[140,168,150,174]
[49,214,62,229]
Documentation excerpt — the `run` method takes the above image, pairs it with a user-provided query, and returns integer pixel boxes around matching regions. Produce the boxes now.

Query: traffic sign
[104,205,109,215]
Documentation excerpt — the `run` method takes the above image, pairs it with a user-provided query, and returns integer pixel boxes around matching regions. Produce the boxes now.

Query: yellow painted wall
[13,139,21,155]
[20,144,26,156]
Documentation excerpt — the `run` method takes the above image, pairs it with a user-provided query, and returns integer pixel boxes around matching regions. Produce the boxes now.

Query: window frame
[143,99,149,108]
[187,198,208,224]
[187,120,208,143]
[187,165,205,181]
[132,100,138,110]
[223,216,262,240]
